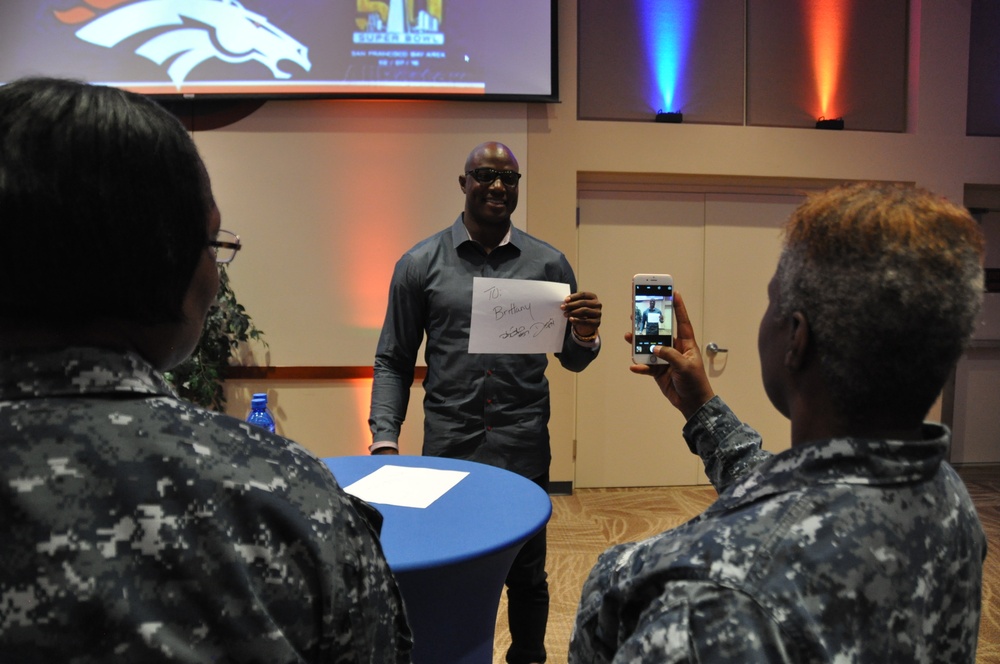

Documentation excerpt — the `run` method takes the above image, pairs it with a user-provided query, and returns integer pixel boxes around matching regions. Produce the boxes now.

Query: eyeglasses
[208,229,241,264]
[466,168,522,187]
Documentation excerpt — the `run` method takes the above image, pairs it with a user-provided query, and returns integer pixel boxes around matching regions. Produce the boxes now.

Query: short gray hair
[775,182,985,423]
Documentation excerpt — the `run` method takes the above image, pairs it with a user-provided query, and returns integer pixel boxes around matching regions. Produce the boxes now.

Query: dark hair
[0,77,211,324]
[776,182,985,423]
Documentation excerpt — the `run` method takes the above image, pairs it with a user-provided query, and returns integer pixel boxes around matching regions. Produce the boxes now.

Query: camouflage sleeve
[681,396,773,492]
[612,583,795,663]
[570,546,794,663]
[332,490,412,663]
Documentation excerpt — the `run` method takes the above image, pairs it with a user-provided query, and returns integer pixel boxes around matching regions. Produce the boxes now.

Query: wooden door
[701,193,802,455]
[576,191,706,487]
[576,188,804,487]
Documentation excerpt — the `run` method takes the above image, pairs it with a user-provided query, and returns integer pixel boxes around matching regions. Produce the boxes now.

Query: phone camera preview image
[634,284,674,356]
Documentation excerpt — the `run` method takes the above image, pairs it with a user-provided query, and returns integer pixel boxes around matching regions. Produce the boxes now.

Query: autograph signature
[499,318,556,339]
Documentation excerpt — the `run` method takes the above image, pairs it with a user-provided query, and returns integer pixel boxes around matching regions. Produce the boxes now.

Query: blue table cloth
[324,455,552,664]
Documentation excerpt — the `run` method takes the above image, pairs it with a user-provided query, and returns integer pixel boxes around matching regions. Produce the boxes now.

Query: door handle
[706,342,728,355]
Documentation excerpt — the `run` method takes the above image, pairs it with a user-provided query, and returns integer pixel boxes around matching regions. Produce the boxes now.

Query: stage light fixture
[655,110,684,123]
[815,116,845,130]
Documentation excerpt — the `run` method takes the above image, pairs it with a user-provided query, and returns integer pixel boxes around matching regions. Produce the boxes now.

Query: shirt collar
[0,347,175,400]
[717,425,951,510]
[450,214,516,251]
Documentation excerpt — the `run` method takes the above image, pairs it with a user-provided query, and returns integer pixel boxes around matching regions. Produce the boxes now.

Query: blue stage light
[639,0,695,116]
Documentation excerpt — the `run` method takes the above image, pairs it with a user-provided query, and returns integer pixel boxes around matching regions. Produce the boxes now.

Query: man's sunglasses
[466,168,522,187]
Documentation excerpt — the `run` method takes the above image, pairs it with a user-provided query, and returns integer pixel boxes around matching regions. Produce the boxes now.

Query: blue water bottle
[247,392,276,433]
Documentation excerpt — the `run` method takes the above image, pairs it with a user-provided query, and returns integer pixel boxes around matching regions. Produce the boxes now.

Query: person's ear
[785,311,810,372]
[459,174,467,193]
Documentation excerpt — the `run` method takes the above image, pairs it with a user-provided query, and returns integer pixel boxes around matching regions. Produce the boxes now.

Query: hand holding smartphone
[632,274,674,364]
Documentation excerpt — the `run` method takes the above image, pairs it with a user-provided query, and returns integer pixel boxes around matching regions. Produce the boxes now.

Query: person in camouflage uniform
[570,182,987,663]
[0,77,411,663]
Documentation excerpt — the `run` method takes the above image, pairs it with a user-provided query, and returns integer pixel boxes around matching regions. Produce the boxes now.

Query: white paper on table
[342,465,469,509]
[469,277,570,354]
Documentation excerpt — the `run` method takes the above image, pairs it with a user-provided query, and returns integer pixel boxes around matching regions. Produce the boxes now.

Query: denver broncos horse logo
[54,0,311,88]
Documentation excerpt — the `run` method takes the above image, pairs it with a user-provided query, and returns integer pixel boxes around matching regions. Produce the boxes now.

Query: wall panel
[578,0,744,123]
[746,0,909,131]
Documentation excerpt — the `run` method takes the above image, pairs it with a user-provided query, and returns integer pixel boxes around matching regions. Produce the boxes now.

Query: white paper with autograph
[469,277,570,354]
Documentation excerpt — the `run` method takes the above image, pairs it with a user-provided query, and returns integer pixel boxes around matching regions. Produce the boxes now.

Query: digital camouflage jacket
[570,396,985,663]
[0,347,411,663]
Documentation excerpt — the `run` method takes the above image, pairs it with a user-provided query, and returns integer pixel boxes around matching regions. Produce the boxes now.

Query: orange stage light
[808,0,849,119]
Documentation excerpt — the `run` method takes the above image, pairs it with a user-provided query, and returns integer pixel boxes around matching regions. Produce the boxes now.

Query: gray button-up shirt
[369,215,599,478]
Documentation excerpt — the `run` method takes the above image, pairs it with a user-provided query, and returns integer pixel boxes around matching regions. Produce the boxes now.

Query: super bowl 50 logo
[355,0,444,45]
[54,0,311,88]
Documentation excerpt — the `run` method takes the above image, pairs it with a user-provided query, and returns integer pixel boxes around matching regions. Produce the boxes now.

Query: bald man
[370,142,603,663]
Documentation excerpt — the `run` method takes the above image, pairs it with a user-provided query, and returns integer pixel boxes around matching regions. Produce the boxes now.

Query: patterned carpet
[492,465,1000,663]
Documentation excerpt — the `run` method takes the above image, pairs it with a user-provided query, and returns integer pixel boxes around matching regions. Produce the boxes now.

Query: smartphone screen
[633,282,674,357]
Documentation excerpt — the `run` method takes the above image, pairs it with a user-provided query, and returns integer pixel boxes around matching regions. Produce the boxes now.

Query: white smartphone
[632,274,674,364]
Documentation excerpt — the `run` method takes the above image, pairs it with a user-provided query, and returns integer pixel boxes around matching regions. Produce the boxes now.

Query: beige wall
[206,0,1000,483]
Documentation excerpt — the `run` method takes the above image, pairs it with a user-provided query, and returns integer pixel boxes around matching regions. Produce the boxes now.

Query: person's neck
[0,318,179,371]
[790,399,926,446]
[784,364,927,446]
[0,320,135,354]
[462,213,510,253]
